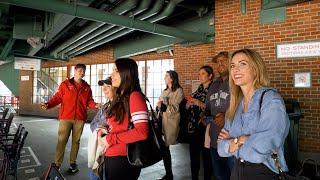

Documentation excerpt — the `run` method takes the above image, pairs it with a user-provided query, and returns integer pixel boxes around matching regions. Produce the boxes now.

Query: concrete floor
[6,116,213,180]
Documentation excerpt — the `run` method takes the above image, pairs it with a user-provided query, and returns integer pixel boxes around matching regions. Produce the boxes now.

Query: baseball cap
[98,77,112,86]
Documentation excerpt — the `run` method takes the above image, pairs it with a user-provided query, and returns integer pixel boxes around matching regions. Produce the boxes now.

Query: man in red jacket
[41,64,100,173]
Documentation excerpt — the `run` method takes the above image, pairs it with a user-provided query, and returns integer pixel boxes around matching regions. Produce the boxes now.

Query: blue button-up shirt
[217,87,290,173]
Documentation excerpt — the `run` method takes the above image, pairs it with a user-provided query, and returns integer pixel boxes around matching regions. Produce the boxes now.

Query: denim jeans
[210,148,234,180]
[89,170,100,180]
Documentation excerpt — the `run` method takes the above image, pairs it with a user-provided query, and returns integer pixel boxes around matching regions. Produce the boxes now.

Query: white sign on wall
[14,57,41,71]
[21,76,30,81]
[276,41,320,58]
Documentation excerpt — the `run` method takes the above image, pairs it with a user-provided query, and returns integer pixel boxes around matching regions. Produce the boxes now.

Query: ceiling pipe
[66,0,167,57]
[60,0,152,57]
[68,0,186,57]
[0,0,211,50]
[51,0,139,57]
[69,0,206,57]
[147,0,183,22]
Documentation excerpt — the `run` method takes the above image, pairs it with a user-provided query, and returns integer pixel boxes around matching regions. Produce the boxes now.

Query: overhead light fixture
[27,37,42,48]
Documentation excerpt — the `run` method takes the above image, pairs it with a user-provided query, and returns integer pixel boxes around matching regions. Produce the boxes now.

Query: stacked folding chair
[0,111,28,180]
[1,108,9,119]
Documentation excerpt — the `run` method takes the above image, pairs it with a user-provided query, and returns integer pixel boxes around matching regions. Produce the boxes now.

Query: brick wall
[213,0,320,152]
[173,43,215,95]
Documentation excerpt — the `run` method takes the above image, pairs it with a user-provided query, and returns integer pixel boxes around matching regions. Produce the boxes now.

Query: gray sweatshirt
[204,78,230,148]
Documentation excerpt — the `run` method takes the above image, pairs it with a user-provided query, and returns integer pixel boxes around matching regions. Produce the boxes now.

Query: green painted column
[0,61,20,96]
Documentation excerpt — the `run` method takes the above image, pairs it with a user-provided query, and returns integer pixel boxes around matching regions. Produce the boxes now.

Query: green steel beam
[114,35,177,58]
[0,30,11,37]
[14,53,68,62]
[0,0,212,43]
[0,38,15,59]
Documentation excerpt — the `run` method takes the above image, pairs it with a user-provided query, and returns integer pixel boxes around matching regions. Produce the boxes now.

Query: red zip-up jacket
[47,78,96,121]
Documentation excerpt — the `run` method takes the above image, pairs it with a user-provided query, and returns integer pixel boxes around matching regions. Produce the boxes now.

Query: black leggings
[231,159,278,180]
[104,156,141,180]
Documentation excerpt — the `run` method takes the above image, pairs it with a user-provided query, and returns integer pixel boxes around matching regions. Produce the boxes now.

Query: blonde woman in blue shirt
[217,48,290,180]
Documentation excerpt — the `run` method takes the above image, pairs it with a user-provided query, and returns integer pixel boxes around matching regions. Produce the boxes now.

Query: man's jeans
[210,148,234,180]
[89,170,100,180]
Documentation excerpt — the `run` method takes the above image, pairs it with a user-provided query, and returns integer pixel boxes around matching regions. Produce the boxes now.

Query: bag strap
[258,89,283,173]
[127,94,159,130]
[258,89,272,112]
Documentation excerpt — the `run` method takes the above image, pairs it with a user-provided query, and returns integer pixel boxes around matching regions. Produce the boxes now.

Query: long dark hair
[199,65,214,80]
[106,58,142,123]
[165,70,181,92]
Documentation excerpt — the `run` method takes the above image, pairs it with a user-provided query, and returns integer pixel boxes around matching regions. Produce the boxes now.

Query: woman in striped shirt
[98,58,149,180]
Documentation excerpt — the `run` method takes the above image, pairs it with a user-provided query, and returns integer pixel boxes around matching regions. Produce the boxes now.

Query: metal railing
[0,96,19,115]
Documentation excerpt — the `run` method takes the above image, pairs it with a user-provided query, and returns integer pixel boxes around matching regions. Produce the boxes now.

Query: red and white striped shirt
[105,91,149,157]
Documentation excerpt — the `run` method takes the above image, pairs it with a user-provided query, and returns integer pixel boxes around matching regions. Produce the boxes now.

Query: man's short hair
[212,51,229,63]
[75,64,86,71]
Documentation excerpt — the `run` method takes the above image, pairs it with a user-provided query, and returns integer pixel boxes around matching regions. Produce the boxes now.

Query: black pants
[189,125,212,180]
[230,159,278,180]
[161,145,173,175]
[104,156,141,180]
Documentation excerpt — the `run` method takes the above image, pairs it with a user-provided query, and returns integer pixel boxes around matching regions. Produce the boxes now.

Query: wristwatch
[233,137,239,144]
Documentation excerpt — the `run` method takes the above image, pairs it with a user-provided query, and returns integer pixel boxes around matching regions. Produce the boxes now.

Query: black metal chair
[0,124,24,145]
[1,108,9,119]
[0,113,14,135]
[2,129,28,180]
[0,143,9,180]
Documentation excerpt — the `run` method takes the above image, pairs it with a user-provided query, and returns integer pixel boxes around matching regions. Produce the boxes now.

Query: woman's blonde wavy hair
[226,48,270,120]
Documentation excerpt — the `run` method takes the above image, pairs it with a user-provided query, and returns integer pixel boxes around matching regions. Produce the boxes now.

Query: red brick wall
[213,0,320,152]
[42,46,114,68]
[173,43,215,95]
